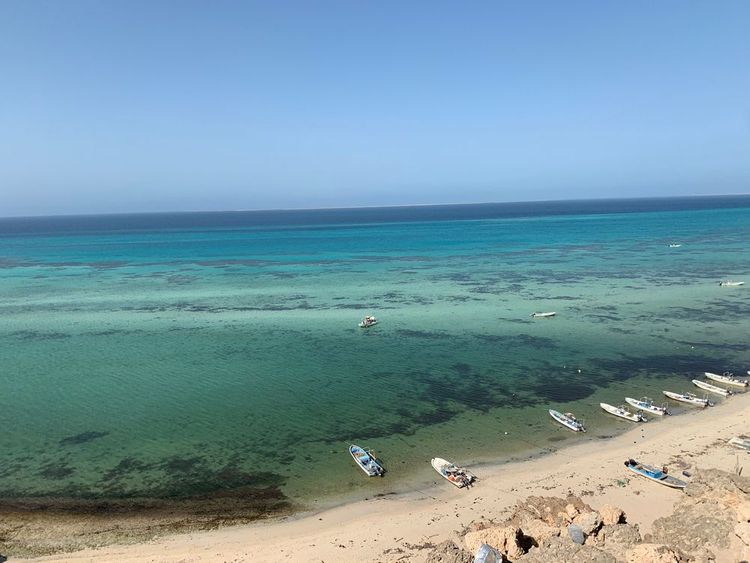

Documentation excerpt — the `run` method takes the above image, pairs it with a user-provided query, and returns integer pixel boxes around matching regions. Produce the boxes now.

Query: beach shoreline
[14,389,750,562]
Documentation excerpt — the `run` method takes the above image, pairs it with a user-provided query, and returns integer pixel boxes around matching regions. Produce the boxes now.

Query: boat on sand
[705,371,748,388]
[624,459,687,489]
[431,457,476,488]
[600,403,646,422]
[728,437,750,452]
[531,311,556,318]
[662,391,712,407]
[625,397,668,416]
[349,444,384,476]
[692,379,732,397]
[549,409,586,432]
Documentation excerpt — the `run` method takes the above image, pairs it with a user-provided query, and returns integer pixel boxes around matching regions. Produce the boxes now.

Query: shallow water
[1,198,749,511]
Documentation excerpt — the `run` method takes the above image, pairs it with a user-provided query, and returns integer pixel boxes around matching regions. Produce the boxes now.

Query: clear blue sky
[1,1,749,216]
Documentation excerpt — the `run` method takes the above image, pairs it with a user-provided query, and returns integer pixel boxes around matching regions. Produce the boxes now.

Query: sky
[1,1,749,217]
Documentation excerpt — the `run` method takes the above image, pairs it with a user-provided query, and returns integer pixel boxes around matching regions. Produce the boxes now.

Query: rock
[736,522,750,547]
[599,504,625,525]
[652,499,733,553]
[425,540,474,563]
[737,500,750,523]
[519,518,559,545]
[464,525,524,559]
[518,536,616,562]
[625,543,682,563]
[568,524,585,545]
[598,523,641,547]
[510,495,592,527]
[573,511,602,535]
[565,503,579,519]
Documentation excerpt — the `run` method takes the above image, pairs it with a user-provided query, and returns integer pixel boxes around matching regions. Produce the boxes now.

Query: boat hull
[662,391,709,407]
[705,372,748,388]
[600,402,645,422]
[549,409,585,431]
[431,457,475,488]
[624,398,667,416]
[692,379,731,397]
[350,445,384,476]
[624,460,687,489]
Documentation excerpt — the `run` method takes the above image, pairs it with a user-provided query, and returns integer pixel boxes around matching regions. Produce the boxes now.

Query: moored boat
[549,409,586,432]
[662,390,712,407]
[349,444,384,476]
[719,280,744,286]
[531,311,556,318]
[624,458,687,489]
[705,371,748,388]
[692,379,732,397]
[431,457,476,488]
[625,397,669,416]
[668,243,682,248]
[358,315,378,328]
[600,402,646,422]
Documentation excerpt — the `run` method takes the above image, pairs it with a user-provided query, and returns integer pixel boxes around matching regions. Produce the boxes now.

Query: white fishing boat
[531,311,556,318]
[431,457,476,488]
[728,436,750,452]
[625,397,669,416]
[549,409,586,432]
[719,280,744,287]
[692,379,732,397]
[600,402,646,422]
[704,371,748,388]
[668,243,682,248]
[349,444,384,476]
[624,459,687,489]
[358,315,378,328]
[662,390,711,408]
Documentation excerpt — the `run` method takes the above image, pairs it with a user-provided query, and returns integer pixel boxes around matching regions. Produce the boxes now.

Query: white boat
[358,315,378,328]
[531,311,556,318]
[728,436,750,452]
[549,409,586,432]
[705,371,748,388]
[624,459,687,489]
[625,397,669,416]
[662,390,712,407]
[600,402,646,422]
[692,379,732,397]
[349,444,384,476]
[668,244,682,248]
[431,457,476,488]
[719,280,744,286]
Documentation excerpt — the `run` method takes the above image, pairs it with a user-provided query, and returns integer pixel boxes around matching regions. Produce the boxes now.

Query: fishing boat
[548,409,586,432]
[358,315,378,328]
[719,280,744,287]
[704,371,748,388]
[692,379,733,397]
[624,397,669,416]
[600,403,646,422]
[531,311,556,318]
[662,391,712,407]
[431,457,476,488]
[728,436,750,452]
[668,243,682,248]
[349,444,384,476]
[624,459,687,489]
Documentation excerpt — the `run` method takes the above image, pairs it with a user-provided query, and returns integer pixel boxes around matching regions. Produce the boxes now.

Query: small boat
[531,311,556,318]
[548,409,586,432]
[349,444,384,476]
[728,436,750,452]
[600,402,646,422]
[358,315,378,328]
[662,390,712,407]
[624,459,687,489]
[705,371,748,388]
[668,243,682,248]
[719,280,744,286]
[431,457,476,488]
[692,379,733,397]
[625,397,669,416]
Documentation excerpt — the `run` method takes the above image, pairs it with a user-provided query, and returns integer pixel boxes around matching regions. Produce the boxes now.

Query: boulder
[599,504,625,525]
[425,540,474,563]
[625,543,682,563]
[519,518,560,545]
[736,521,750,547]
[565,503,579,520]
[573,510,602,535]
[518,536,616,562]
[568,524,585,545]
[597,523,641,547]
[464,525,524,559]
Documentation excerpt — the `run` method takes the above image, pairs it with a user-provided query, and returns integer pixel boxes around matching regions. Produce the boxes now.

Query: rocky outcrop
[599,504,625,525]
[519,536,616,562]
[424,540,473,563]
[464,525,524,559]
[625,543,682,563]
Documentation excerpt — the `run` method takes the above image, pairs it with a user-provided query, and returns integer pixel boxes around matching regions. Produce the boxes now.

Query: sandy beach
[20,390,749,562]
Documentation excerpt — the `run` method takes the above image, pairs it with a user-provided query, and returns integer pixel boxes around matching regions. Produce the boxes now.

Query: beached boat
[531,311,556,318]
[625,397,669,416]
[349,444,384,476]
[431,457,476,488]
[662,391,712,407]
[704,371,748,388]
[600,403,646,422]
[358,315,378,328]
[624,459,687,489]
[728,436,750,452]
[719,280,744,286]
[549,409,586,432]
[692,379,732,397]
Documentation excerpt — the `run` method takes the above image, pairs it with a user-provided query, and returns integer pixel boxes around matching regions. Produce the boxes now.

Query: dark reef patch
[39,463,74,480]
[59,431,109,446]
[396,329,452,340]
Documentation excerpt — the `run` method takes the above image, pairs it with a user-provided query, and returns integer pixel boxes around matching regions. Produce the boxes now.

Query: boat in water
[358,315,378,328]
[624,459,687,489]
[668,243,682,248]
[600,403,646,422]
[531,311,556,318]
[662,391,712,407]
[624,397,669,416]
[431,457,476,488]
[692,379,733,397]
[705,371,748,388]
[548,409,586,432]
[349,444,384,476]
[719,280,744,287]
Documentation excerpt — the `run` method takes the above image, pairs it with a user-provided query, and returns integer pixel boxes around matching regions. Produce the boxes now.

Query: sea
[1,196,749,516]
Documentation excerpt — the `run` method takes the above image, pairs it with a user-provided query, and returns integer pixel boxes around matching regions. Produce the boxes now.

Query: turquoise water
[1,199,749,513]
